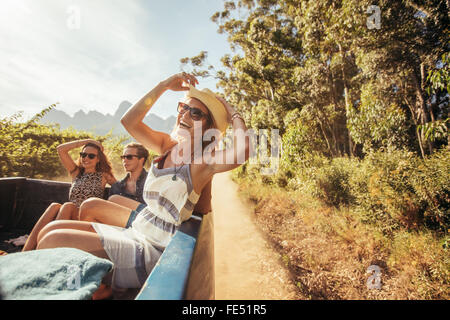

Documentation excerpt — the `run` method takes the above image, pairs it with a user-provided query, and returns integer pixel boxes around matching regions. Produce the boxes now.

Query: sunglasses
[177,102,208,121]
[120,154,140,160]
[80,152,97,159]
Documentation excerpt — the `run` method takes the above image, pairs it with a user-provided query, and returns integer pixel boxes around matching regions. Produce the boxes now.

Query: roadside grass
[231,173,450,300]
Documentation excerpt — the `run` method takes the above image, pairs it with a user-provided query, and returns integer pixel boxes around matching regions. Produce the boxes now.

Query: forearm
[231,114,248,133]
[230,116,250,164]
[57,139,93,174]
[121,81,169,127]
[57,139,91,153]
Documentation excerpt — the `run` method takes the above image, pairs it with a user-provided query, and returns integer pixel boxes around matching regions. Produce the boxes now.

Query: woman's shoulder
[101,171,117,185]
[161,139,179,155]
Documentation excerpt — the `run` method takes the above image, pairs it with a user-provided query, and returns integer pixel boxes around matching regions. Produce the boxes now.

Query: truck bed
[0,177,214,299]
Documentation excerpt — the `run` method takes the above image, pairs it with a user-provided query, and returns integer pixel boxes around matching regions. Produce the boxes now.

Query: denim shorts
[125,203,147,228]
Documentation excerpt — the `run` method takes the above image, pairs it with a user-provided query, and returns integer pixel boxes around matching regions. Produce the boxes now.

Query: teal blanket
[0,248,113,300]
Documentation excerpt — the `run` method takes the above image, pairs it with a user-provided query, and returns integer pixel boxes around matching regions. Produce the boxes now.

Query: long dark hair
[75,143,113,177]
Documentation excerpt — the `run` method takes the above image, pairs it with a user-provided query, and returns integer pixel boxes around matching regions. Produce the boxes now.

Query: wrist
[76,140,87,149]
[230,112,243,122]
[158,80,170,91]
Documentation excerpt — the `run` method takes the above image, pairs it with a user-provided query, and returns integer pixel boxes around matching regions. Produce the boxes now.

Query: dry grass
[234,177,450,300]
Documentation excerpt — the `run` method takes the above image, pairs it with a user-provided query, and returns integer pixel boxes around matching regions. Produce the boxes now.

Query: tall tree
[353,0,449,156]
[181,0,448,158]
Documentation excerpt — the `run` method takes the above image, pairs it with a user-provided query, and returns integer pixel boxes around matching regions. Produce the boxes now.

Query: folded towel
[0,248,113,300]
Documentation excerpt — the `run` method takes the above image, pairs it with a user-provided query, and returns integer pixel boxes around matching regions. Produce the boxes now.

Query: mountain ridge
[39,100,176,135]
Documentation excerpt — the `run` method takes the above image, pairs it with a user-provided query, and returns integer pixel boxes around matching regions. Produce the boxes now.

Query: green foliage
[183,0,448,158]
[409,149,450,231]
[418,118,449,143]
[351,150,422,233]
[189,1,449,236]
[348,82,410,152]
[426,52,450,95]
[209,0,449,296]
[349,149,450,233]
[250,99,285,129]
[277,146,449,234]
[313,157,356,207]
[422,51,450,145]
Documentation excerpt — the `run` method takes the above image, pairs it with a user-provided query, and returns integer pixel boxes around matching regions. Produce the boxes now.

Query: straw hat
[185,84,229,134]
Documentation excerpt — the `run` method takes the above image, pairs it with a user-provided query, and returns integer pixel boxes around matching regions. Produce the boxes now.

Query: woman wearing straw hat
[34,72,249,291]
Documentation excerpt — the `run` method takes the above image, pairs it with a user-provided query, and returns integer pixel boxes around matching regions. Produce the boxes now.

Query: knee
[80,197,102,211]
[43,202,62,220]
[108,194,121,202]
[79,197,101,221]
[60,202,76,210]
[49,202,62,210]
[57,202,77,220]
[37,220,65,244]
[36,229,65,250]
[108,194,118,201]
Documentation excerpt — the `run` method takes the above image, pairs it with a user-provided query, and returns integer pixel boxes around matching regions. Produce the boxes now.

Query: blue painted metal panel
[135,230,197,300]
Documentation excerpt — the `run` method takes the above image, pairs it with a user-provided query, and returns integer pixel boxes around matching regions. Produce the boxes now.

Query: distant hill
[39,101,176,135]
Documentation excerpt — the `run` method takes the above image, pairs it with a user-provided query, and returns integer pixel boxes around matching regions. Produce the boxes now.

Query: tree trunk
[412,70,433,155]
[421,63,436,123]
[338,44,354,157]
[317,118,334,157]
[404,96,426,158]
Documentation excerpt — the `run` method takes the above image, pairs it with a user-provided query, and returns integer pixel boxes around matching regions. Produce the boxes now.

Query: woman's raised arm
[57,139,103,176]
[206,97,250,175]
[121,73,198,155]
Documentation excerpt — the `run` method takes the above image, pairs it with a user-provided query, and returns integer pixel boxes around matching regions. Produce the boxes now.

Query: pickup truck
[0,177,214,299]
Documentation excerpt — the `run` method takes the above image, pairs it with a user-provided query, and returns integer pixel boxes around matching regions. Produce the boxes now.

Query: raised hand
[215,96,236,123]
[84,139,104,152]
[162,72,199,92]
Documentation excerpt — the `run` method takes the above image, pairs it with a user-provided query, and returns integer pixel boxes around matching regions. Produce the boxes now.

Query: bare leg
[22,202,61,252]
[36,220,109,259]
[39,218,97,235]
[79,197,133,228]
[56,202,77,220]
[108,194,141,210]
[36,220,96,244]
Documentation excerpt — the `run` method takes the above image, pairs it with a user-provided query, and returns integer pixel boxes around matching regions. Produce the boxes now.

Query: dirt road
[211,172,299,300]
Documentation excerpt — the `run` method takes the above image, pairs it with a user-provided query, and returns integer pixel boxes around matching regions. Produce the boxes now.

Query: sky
[0,0,233,120]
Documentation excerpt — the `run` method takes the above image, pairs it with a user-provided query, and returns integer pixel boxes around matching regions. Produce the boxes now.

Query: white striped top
[130,161,200,250]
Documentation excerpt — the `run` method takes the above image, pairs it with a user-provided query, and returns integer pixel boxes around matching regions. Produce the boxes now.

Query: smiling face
[175,97,212,136]
[121,147,144,173]
[80,145,100,171]
[170,97,220,163]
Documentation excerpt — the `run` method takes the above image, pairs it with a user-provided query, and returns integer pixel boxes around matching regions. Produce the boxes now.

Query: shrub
[276,145,449,234]
[388,230,450,299]
[0,107,132,180]
[349,149,449,233]
[312,157,356,207]
[409,148,450,231]
[347,82,410,153]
